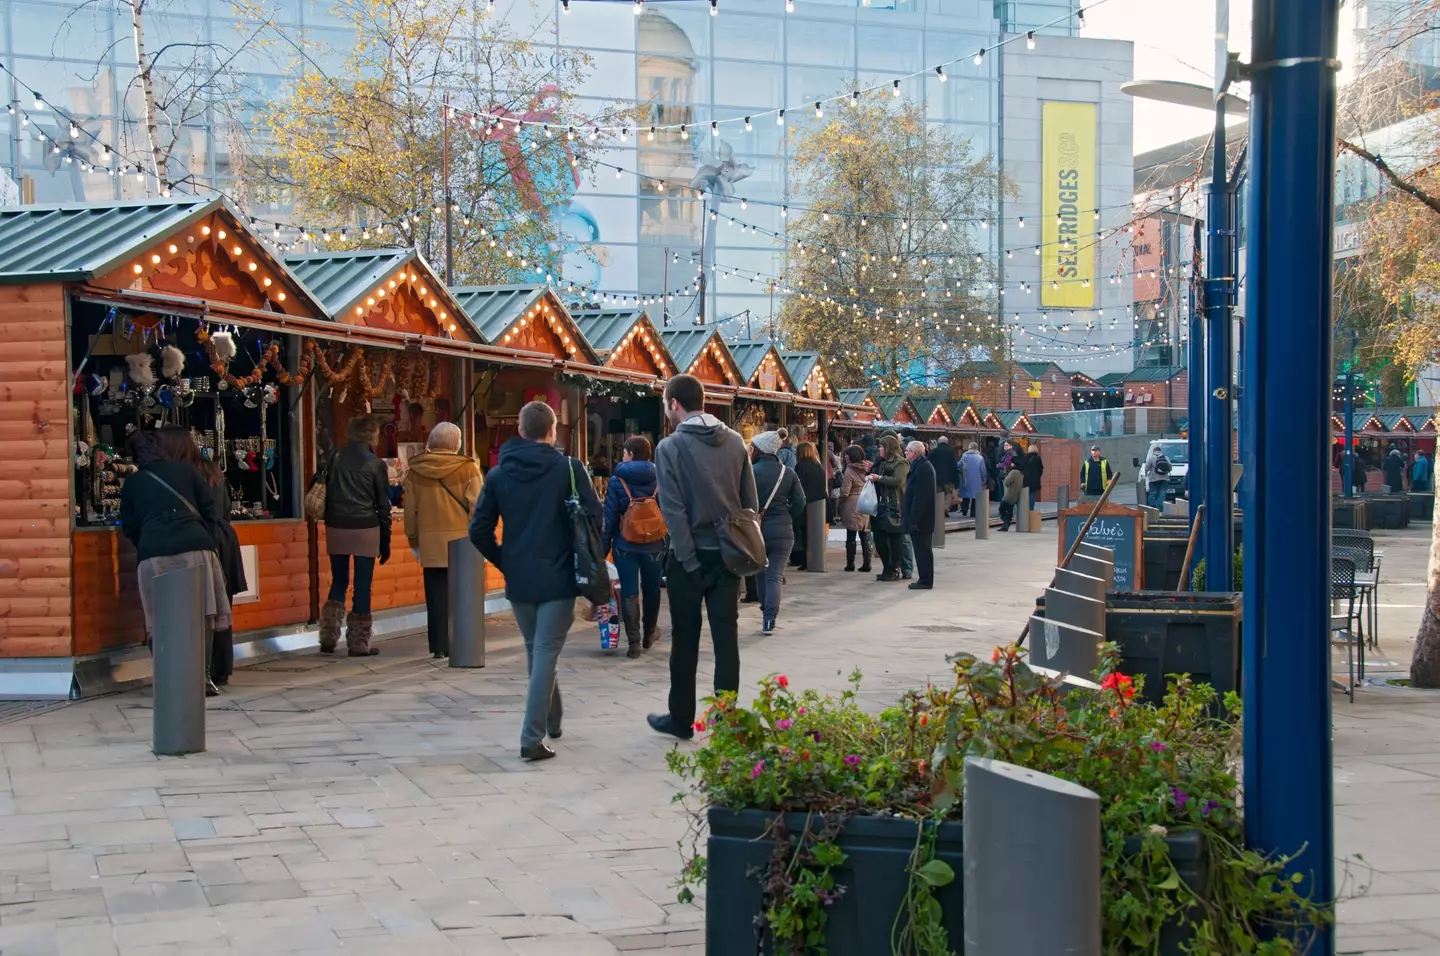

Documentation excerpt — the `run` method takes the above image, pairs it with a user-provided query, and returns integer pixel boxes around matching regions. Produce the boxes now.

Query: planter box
[1142,536,1190,591]
[1364,494,1410,529]
[705,807,963,956]
[1333,498,1371,531]
[1107,592,1242,708]
[1411,492,1435,523]
[707,807,1206,955]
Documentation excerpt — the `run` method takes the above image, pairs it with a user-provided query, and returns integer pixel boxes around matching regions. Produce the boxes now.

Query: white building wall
[1000,34,1135,375]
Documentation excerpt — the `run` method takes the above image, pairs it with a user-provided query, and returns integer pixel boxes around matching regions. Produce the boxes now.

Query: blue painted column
[1342,327,1356,497]
[1187,221,1206,526]
[1241,0,1338,948]
[1203,112,1235,590]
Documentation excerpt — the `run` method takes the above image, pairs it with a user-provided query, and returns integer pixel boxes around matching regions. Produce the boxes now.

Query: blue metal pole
[1241,0,1338,948]
[1343,334,1354,498]
[1203,111,1235,591]
[1187,221,1206,526]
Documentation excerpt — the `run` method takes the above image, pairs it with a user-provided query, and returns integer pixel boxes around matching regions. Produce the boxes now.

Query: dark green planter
[1106,591,1242,708]
[705,807,1206,955]
[1411,492,1435,523]
[1333,498,1371,531]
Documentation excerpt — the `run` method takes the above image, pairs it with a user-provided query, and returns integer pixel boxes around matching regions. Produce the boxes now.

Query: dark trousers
[423,567,449,656]
[959,497,974,517]
[874,530,904,575]
[210,628,233,683]
[666,549,740,725]
[327,554,375,615]
[845,529,871,568]
[908,531,934,586]
[999,502,1015,529]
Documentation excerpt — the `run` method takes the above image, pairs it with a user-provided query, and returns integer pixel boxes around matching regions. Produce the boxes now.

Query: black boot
[845,535,856,571]
[858,534,872,573]
[641,590,661,649]
[622,596,642,658]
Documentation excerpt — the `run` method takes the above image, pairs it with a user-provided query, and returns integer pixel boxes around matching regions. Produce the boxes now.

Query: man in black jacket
[902,440,937,590]
[470,401,602,762]
[1021,446,1045,510]
[928,436,958,514]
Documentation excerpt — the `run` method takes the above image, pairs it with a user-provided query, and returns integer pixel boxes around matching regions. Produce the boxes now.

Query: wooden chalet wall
[0,285,72,657]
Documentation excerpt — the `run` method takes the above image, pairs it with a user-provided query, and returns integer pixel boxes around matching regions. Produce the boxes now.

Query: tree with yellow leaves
[777,93,1007,391]
[261,0,628,284]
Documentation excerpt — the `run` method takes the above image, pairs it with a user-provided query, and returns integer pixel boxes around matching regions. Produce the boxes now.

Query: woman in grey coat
[749,431,806,636]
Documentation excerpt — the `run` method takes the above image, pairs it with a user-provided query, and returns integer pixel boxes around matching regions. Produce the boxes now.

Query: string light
[1027,31,1036,49]
[777,110,785,125]
[711,121,719,136]
[892,80,901,97]
[973,49,984,65]
[935,66,946,82]
[814,101,823,118]
[744,116,752,131]
[710,0,717,14]
[633,0,643,13]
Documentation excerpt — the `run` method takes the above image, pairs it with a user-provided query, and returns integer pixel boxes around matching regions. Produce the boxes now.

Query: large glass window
[786,19,854,68]
[714,60,783,108]
[714,13,781,61]
[855,25,924,71]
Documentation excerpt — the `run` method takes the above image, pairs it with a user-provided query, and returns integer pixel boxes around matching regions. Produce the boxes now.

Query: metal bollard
[1057,484,1070,512]
[1017,489,1032,533]
[448,537,487,668]
[152,565,206,756]
[975,486,990,539]
[805,500,827,572]
[933,492,946,549]
[963,757,1100,956]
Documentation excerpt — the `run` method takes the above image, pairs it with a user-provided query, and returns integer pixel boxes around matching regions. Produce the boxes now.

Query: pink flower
[777,719,793,730]
[843,755,862,769]
[752,760,766,779]
[798,707,807,715]
[1150,741,1168,752]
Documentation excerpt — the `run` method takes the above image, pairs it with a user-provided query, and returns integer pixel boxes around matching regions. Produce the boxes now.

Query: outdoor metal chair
[1334,541,1379,651]
[1331,555,1364,701]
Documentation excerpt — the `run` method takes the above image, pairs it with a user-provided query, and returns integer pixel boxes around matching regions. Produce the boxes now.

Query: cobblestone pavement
[0,522,1435,954]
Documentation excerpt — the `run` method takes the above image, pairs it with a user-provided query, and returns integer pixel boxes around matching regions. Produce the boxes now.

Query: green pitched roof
[946,400,976,422]
[1018,362,1063,381]
[993,410,1028,430]
[837,388,872,407]
[872,393,911,419]
[779,351,819,391]
[727,341,795,390]
[0,195,295,288]
[1096,371,1127,387]
[572,308,649,353]
[661,328,739,382]
[958,361,1007,378]
[284,248,480,339]
[1124,365,1186,383]
[1377,412,1413,431]
[909,395,947,423]
[450,284,600,363]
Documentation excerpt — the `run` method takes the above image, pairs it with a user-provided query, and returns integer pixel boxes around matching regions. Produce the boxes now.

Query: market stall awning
[909,395,953,428]
[872,393,919,424]
[573,308,676,377]
[728,341,797,395]
[661,328,744,388]
[994,410,1037,434]
[1377,413,1416,433]
[0,195,325,318]
[286,249,482,343]
[780,351,839,405]
[451,284,602,365]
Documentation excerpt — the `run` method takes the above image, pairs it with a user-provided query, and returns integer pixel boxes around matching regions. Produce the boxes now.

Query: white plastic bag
[857,480,878,516]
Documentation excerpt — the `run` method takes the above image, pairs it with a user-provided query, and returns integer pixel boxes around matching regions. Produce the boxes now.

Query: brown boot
[318,601,345,654]
[346,612,379,656]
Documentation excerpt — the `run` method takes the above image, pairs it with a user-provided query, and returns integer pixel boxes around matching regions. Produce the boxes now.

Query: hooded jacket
[1003,467,1025,505]
[838,459,871,532]
[655,412,758,572]
[403,450,482,568]
[469,437,601,604]
[603,458,665,557]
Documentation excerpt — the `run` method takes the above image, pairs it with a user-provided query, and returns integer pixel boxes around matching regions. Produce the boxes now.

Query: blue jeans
[1147,484,1166,509]
[511,598,574,749]
[755,535,793,623]
[1028,487,1038,508]
[613,549,663,602]
[901,532,914,577]
[327,555,375,615]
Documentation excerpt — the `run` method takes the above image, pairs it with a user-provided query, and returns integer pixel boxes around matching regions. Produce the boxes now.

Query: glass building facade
[6,0,1076,336]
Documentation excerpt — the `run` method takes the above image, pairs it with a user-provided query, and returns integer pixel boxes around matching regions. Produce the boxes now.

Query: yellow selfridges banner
[1040,101,1097,309]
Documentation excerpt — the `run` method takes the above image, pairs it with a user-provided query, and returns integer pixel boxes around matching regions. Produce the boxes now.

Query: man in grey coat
[647,374,758,740]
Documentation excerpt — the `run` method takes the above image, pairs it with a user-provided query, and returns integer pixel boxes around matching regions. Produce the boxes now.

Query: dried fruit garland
[200,331,441,399]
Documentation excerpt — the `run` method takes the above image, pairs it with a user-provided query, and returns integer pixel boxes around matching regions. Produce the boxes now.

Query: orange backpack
[618,477,668,544]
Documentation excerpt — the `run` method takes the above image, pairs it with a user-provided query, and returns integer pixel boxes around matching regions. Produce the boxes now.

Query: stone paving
[0,520,1435,954]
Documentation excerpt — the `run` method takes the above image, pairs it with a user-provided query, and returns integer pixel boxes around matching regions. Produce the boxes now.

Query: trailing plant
[1192,544,1244,591]
[668,647,1330,955]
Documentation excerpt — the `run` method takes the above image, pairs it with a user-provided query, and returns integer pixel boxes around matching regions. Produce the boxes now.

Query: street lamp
[1122,77,1248,590]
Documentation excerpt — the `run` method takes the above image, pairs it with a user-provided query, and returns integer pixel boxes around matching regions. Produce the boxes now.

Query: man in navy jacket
[902,440,937,590]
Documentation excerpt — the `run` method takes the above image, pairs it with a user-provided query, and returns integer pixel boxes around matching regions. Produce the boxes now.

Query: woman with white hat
[748,431,806,635]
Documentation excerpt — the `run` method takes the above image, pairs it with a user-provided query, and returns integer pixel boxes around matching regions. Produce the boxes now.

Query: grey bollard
[152,565,206,756]
[974,486,990,539]
[1045,586,1106,637]
[1074,542,1116,565]
[1027,615,1104,677]
[1069,553,1115,591]
[1017,489,1032,533]
[448,537,487,668]
[933,492,946,549]
[1054,567,1106,604]
[1057,485,1070,512]
[963,757,1100,956]
[805,500,827,572]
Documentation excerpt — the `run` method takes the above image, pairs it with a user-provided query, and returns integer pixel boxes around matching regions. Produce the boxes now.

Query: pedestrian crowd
[124,372,1056,762]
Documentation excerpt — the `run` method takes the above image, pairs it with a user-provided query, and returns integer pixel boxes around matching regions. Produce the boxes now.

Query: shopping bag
[598,564,621,650]
[857,480,878,516]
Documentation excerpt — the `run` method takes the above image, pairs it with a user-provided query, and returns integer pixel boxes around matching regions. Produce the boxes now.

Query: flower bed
[668,647,1329,955]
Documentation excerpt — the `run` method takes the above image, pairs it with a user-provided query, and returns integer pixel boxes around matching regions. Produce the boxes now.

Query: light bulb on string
[935,66,946,82]
[680,124,688,139]
[710,0,717,14]
[1026,30,1036,49]
[1077,6,1086,25]
[633,0,643,13]
[814,101,823,118]
[785,0,793,11]
[892,79,901,97]
[1018,217,1025,228]
[561,0,570,12]
[744,116,752,131]
[777,110,785,125]
[973,49,985,65]
[31,92,42,110]
[711,121,719,136]
[647,126,655,140]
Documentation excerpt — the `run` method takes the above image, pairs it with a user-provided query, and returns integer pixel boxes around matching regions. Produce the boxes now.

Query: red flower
[801,750,811,761]
[693,720,707,732]
[776,675,790,689]
[1100,672,1136,699]
[918,713,929,727]
[990,648,1001,663]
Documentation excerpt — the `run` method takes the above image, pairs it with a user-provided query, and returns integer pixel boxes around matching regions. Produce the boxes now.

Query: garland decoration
[557,371,655,402]
[199,329,319,388]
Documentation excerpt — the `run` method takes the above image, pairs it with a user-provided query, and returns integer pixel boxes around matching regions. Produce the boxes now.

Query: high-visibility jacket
[1080,456,1112,494]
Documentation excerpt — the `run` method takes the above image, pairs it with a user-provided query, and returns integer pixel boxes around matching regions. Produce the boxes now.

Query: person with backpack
[749,431,807,635]
[469,401,602,762]
[647,374,758,742]
[603,435,667,659]
[1142,446,1171,509]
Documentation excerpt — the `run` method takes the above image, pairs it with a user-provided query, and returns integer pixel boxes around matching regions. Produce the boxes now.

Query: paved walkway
[0,520,1434,954]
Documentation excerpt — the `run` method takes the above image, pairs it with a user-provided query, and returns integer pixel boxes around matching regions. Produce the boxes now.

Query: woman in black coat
[790,441,829,570]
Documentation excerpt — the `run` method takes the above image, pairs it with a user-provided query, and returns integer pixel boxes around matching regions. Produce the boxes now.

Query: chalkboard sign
[1059,504,1144,590]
